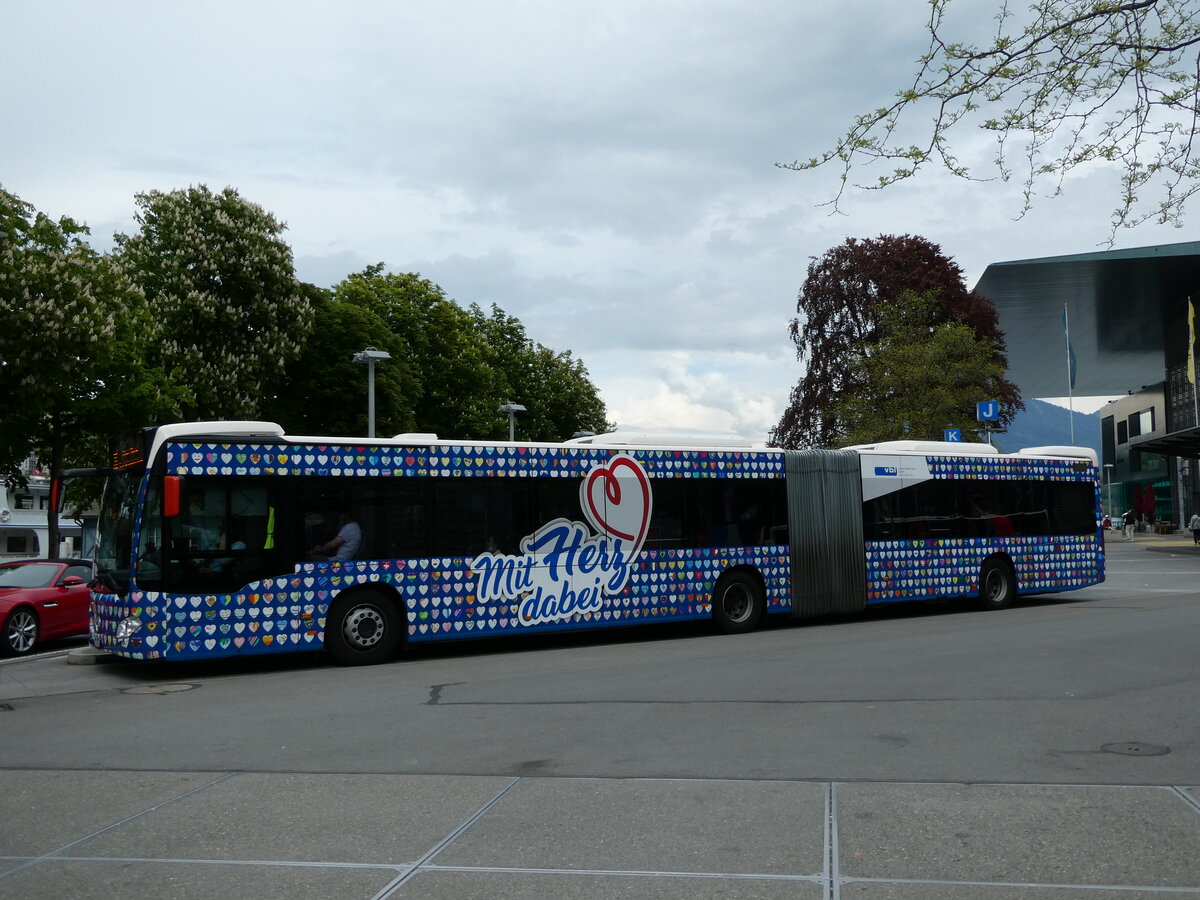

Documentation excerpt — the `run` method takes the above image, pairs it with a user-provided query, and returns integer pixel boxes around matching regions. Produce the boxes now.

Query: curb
[66,646,119,666]
[1143,544,1200,555]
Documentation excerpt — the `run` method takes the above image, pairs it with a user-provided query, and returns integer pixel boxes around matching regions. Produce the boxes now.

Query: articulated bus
[85,422,1104,665]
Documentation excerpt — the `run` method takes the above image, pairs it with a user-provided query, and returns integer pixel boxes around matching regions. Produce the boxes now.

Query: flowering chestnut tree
[115,185,313,420]
[0,187,182,551]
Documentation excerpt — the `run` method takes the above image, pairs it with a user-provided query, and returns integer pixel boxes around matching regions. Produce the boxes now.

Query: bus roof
[849,440,1001,456]
[850,440,1097,466]
[141,421,763,462]
[141,424,1097,467]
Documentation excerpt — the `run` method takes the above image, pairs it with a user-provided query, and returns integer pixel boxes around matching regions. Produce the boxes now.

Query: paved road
[2,537,1197,898]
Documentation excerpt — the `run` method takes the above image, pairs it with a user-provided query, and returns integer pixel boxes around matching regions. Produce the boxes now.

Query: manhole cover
[121,683,198,695]
[1101,742,1170,756]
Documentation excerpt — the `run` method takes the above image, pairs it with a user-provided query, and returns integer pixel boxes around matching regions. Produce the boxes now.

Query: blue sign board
[944,429,962,442]
[976,401,1000,421]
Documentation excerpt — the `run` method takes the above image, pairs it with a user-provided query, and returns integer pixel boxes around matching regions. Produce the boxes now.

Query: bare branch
[780,0,1200,238]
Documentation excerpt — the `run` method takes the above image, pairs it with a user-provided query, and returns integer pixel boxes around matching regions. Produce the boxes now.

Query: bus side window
[647,480,685,549]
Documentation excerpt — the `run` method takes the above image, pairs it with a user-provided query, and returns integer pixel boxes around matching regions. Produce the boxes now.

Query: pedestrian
[1122,508,1137,541]
[1189,511,1200,545]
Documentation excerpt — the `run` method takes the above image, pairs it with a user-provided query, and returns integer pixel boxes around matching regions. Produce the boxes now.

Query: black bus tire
[712,571,765,635]
[324,590,403,665]
[976,557,1016,611]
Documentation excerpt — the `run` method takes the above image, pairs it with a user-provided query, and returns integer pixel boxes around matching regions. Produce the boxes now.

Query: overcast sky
[6,1,1190,440]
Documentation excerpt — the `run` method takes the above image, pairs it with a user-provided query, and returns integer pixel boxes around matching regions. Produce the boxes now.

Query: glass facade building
[975,242,1200,527]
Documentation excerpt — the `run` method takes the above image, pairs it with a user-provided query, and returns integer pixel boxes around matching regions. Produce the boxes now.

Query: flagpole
[1186,297,1196,532]
[1189,297,1197,426]
[1064,303,1075,444]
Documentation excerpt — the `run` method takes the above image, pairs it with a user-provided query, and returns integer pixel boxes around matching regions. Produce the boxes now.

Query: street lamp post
[497,402,526,441]
[352,348,392,438]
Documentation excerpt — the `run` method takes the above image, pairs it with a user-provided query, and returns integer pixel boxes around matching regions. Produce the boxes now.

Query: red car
[0,559,93,656]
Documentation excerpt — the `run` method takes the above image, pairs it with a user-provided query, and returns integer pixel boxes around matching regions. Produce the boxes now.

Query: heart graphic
[581,456,653,552]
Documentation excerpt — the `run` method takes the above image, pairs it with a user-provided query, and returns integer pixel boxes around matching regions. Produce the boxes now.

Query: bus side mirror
[56,467,110,514]
[164,476,182,518]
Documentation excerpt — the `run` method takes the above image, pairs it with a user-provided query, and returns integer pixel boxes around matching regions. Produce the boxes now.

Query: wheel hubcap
[7,612,36,653]
[343,605,385,650]
[986,570,1006,603]
[723,585,752,622]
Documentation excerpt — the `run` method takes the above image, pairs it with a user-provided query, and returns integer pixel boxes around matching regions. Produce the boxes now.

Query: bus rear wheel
[325,591,402,665]
[712,572,764,635]
[976,557,1016,611]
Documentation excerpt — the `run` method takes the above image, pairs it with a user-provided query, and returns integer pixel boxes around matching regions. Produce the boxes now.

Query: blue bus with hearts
[85,422,1103,664]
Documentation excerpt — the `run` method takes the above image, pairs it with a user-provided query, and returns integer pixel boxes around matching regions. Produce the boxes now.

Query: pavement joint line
[373,776,522,900]
[415,865,827,882]
[0,771,237,884]
[0,649,73,668]
[827,782,840,900]
[1173,786,1200,816]
[1,768,1193,791]
[7,857,1194,891]
[18,856,409,871]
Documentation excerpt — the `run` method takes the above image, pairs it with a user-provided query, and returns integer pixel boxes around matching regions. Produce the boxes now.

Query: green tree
[783,0,1200,235]
[827,291,1008,446]
[259,283,420,437]
[476,304,613,441]
[114,185,313,420]
[0,187,183,552]
[334,265,611,441]
[336,266,505,438]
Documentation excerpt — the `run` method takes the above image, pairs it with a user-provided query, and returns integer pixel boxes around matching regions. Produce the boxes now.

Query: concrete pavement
[2,770,1199,898]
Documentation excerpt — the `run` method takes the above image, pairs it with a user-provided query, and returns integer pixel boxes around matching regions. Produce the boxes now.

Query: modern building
[1,456,91,559]
[975,242,1200,526]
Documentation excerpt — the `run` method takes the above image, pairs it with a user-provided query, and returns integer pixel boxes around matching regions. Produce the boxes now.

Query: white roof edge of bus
[156,421,287,440]
[1017,445,1099,464]
[148,421,287,466]
[848,440,1001,455]
[564,430,755,449]
[849,439,1098,465]
[151,421,763,453]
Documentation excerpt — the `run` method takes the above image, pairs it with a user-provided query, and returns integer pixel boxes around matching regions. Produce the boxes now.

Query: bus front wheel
[712,572,764,635]
[976,558,1016,611]
[325,591,403,665]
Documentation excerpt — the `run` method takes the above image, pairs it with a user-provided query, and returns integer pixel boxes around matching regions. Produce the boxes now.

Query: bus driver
[310,510,363,561]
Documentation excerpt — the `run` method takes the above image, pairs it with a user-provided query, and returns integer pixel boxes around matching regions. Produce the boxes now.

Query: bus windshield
[94,468,141,596]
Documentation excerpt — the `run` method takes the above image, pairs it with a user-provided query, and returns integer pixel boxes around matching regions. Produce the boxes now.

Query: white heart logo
[581,456,653,552]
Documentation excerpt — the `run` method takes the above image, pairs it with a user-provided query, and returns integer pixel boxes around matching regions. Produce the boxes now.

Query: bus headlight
[115,617,142,644]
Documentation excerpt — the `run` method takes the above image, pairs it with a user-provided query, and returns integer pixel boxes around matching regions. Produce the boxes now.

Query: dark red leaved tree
[771,234,1021,448]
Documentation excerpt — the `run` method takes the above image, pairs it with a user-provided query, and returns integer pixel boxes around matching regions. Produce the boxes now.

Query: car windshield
[0,563,60,589]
